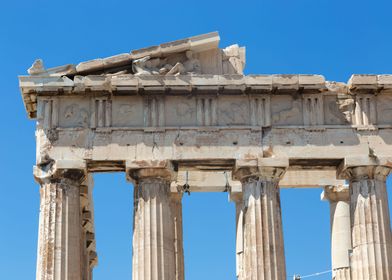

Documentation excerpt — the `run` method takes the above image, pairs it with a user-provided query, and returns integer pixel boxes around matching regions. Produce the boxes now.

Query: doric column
[34,167,86,280]
[233,159,287,280]
[321,185,352,280]
[129,167,177,280]
[230,192,244,280]
[344,166,392,279]
[170,193,185,280]
[79,174,97,280]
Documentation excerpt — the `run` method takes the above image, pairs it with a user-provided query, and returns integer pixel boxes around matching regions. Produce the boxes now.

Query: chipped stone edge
[18,74,329,119]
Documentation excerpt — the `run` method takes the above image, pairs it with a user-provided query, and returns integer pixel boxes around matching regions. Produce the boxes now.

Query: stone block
[378,75,392,89]
[189,31,220,52]
[298,74,325,89]
[348,74,378,90]
[273,75,299,90]
[76,59,104,74]
[102,53,132,68]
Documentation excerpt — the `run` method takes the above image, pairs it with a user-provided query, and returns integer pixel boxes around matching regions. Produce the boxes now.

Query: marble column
[79,174,97,280]
[170,193,185,280]
[234,167,287,280]
[322,186,352,280]
[231,193,244,280]
[35,169,86,280]
[346,166,392,279]
[130,168,177,280]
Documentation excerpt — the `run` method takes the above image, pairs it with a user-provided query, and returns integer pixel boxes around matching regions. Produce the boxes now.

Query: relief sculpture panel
[323,96,348,125]
[59,97,90,128]
[218,96,249,126]
[165,96,197,127]
[377,95,392,125]
[271,95,303,126]
[112,96,144,127]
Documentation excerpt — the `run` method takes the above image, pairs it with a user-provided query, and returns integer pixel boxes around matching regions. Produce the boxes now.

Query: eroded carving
[272,98,302,125]
[222,44,245,75]
[220,102,248,125]
[132,51,201,76]
[64,104,89,127]
[28,59,45,75]
[337,97,355,124]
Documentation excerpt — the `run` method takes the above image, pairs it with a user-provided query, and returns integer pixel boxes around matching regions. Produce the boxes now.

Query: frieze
[35,91,392,130]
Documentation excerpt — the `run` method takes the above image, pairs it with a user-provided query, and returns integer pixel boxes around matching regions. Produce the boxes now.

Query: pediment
[27,32,246,77]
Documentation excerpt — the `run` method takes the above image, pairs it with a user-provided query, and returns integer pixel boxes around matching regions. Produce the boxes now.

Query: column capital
[338,165,392,182]
[232,157,288,182]
[321,185,349,203]
[126,160,177,184]
[33,159,87,185]
[337,156,392,180]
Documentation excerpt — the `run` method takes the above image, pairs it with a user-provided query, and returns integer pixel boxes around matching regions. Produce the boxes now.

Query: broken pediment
[27,32,246,77]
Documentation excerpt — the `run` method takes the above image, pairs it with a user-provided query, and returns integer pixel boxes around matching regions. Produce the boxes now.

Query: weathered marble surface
[130,168,177,280]
[34,169,86,280]
[19,33,392,280]
[340,166,392,279]
[322,186,352,280]
[233,164,287,280]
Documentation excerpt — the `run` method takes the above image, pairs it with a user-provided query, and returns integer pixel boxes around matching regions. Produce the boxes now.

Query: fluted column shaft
[231,193,244,280]
[170,193,185,280]
[131,168,177,280]
[236,167,287,280]
[322,186,351,280]
[80,174,97,280]
[35,169,85,280]
[348,166,392,279]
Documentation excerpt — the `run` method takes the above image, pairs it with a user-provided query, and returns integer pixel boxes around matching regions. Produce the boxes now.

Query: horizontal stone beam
[170,169,346,192]
[19,74,328,119]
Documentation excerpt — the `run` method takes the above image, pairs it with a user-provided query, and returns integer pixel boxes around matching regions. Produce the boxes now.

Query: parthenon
[19,32,392,279]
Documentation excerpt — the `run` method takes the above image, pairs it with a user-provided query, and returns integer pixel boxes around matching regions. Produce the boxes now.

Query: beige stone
[170,193,185,280]
[234,166,287,280]
[130,168,177,280]
[322,185,352,279]
[18,32,392,280]
[344,166,392,279]
[34,169,86,280]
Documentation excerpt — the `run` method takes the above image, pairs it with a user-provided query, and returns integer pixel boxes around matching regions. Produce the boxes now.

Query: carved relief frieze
[377,95,392,125]
[218,96,249,126]
[45,92,390,130]
[165,96,197,127]
[59,97,90,128]
[271,95,303,126]
[323,96,349,125]
[112,96,144,127]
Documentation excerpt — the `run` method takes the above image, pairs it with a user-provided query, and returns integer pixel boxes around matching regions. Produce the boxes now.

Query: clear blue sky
[1,0,392,279]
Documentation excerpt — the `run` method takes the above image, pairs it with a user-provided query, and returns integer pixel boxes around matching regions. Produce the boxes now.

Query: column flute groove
[322,186,352,280]
[34,168,86,280]
[130,167,178,280]
[345,166,392,279]
[233,162,287,280]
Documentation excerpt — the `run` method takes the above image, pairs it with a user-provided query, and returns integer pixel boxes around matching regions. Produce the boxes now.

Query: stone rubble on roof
[27,31,246,77]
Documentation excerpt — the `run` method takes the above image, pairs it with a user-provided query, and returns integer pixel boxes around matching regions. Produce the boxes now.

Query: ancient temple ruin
[19,32,392,279]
